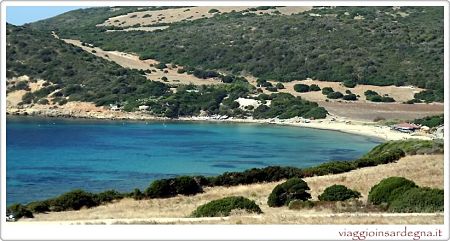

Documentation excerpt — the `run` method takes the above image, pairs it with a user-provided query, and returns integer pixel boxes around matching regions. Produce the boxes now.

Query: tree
[294,84,310,93]
[267,178,311,207]
[318,184,361,201]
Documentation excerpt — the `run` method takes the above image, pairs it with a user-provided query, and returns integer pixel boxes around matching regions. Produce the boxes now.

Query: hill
[29,6,444,102]
[6,23,327,120]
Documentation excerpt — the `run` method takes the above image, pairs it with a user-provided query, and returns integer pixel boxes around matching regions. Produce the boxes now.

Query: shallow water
[6,117,381,204]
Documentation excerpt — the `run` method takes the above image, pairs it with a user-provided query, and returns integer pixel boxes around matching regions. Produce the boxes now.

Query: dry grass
[269,79,423,103]
[24,154,444,224]
[99,7,312,28]
[319,101,444,121]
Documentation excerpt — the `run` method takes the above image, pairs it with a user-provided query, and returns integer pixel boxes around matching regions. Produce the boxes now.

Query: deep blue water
[6,117,381,204]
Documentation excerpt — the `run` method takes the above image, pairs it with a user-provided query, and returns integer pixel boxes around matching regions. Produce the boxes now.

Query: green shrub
[368,177,417,205]
[318,185,361,201]
[48,189,98,211]
[309,84,321,91]
[129,188,145,200]
[191,196,262,217]
[293,84,310,92]
[343,94,357,101]
[388,187,444,213]
[93,190,123,204]
[304,161,355,176]
[208,8,220,13]
[327,91,344,99]
[413,114,444,128]
[276,83,285,89]
[145,176,203,198]
[288,200,315,210]
[343,80,357,88]
[26,201,50,213]
[267,178,311,207]
[7,203,34,219]
[322,87,334,95]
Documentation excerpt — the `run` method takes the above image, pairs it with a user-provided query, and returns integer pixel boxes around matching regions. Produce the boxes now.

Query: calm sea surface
[6,117,381,204]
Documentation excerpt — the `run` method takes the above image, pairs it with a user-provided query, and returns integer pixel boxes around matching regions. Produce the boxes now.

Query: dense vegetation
[368,177,418,205]
[267,178,311,207]
[30,6,444,102]
[191,196,262,217]
[368,177,444,213]
[318,185,361,201]
[144,176,203,198]
[388,187,444,213]
[7,24,329,120]
[412,114,444,128]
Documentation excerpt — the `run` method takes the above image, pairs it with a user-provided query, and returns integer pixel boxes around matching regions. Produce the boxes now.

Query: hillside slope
[29,6,444,102]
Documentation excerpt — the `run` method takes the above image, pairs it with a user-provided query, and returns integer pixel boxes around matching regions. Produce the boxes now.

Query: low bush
[48,189,98,211]
[191,196,262,217]
[303,161,355,176]
[210,166,304,186]
[309,84,321,91]
[7,203,34,219]
[368,177,417,205]
[327,91,344,99]
[93,190,124,204]
[145,176,203,198]
[293,84,310,93]
[288,200,315,210]
[343,94,357,101]
[129,188,145,200]
[267,178,311,207]
[343,80,357,88]
[321,87,334,95]
[318,185,361,201]
[388,187,444,213]
[26,200,50,213]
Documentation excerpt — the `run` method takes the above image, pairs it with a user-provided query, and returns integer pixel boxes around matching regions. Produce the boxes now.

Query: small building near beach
[392,123,421,133]
[138,105,150,111]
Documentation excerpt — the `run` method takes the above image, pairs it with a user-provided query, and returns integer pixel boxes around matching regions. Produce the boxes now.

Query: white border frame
[0,1,448,240]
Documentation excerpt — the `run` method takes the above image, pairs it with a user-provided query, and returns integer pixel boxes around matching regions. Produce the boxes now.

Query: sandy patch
[22,154,443,224]
[319,101,444,121]
[62,39,221,86]
[99,7,313,28]
[273,79,424,103]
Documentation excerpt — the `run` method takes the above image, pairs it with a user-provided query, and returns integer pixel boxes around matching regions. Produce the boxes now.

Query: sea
[6,116,382,204]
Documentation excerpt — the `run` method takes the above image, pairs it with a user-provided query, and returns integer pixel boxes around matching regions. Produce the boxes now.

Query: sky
[6,6,85,25]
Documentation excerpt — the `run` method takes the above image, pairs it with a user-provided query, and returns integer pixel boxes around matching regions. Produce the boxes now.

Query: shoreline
[6,106,434,141]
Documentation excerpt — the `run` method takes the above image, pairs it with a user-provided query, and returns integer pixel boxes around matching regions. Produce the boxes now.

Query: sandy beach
[6,102,434,141]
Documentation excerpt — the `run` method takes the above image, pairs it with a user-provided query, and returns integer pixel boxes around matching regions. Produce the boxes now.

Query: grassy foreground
[21,154,443,224]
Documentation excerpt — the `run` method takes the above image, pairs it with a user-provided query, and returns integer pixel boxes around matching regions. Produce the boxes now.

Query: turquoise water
[6,117,381,204]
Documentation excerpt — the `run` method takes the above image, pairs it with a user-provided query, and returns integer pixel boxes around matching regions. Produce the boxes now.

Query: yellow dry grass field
[320,101,444,121]
[99,7,313,28]
[272,79,424,103]
[23,154,444,224]
[63,39,221,86]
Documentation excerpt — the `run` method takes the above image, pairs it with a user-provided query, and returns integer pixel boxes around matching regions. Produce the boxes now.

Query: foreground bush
[49,189,98,211]
[26,200,50,213]
[93,190,124,204]
[318,185,361,201]
[388,187,444,213]
[368,177,417,205]
[267,178,311,207]
[7,203,33,219]
[191,196,262,217]
[145,176,203,198]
